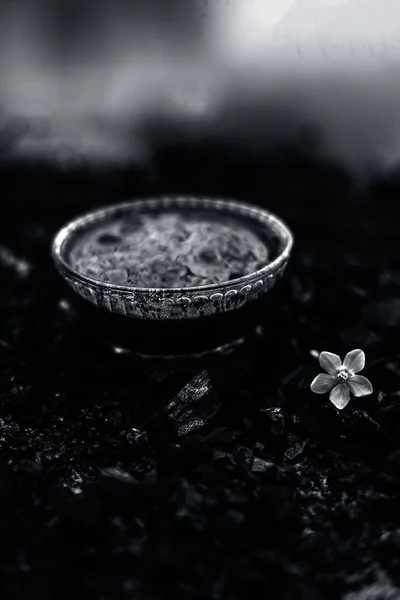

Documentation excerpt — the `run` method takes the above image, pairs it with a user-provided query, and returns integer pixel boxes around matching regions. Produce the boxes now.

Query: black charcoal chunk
[363,298,400,329]
[165,370,221,436]
[259,407,287,439]
[284,437,309,462]
[251,457,276,474]
[0,244,32,279]
[126,427,149,446]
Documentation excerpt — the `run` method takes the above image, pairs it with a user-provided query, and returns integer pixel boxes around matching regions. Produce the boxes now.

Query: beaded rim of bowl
[53,196,293,292]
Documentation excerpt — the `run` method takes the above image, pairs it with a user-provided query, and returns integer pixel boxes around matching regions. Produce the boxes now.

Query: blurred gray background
[0,0,399,179]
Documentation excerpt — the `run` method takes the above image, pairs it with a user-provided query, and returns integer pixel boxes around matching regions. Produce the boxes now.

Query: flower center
[337,369,349,382]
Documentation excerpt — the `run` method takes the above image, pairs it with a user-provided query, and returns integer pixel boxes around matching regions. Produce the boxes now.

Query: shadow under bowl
[52,196,293,357]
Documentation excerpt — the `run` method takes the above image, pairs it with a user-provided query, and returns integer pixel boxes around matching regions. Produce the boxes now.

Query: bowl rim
[52,196,293,294]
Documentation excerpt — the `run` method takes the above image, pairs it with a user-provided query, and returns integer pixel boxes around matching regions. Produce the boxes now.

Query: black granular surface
[1,144,400,600]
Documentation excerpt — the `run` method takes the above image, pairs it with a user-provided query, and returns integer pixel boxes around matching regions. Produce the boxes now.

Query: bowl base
[68,289,272,357]
[111,335,246,361]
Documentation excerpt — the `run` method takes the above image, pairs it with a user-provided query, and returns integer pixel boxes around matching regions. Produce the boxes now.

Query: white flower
[310,349,373,410]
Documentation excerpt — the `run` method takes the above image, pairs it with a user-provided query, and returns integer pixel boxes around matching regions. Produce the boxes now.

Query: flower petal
[347,375,373,397]
[343,349,365,374]
[319,351,342,375]
[329,383,351,410]
[310,373,337,394]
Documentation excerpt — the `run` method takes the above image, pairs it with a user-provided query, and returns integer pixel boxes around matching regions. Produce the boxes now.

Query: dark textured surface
[1,145,400,600]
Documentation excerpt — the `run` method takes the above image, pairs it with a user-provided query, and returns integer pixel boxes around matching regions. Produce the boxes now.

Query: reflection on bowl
[52,196,293,356]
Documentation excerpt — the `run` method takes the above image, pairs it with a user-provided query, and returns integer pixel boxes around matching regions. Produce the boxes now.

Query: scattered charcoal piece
[0,244,32,279]
[126,427,149,447]
[338,326,382,354]
[57,298,77,321]
[164,370,221,436]
[339,409,385,448]
[284,437,309,462]
[290,275,315,305]
[251,457,276,474]
[258,407,287,440]
[138,359,182,383]
[363,298,400,329]
[342,571,400,600]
